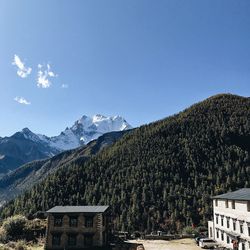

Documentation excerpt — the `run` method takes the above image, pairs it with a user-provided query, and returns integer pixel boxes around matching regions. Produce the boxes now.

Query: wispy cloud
[12,55,32,78]
[61,84,69,89]
[14,96,31,105]
[37,64,57,88]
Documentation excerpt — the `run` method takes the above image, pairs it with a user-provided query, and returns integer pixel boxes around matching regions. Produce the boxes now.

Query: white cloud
[37,64,57,88]
[14,96,31,105]
[61,84,69,88]
[12,55,32,78]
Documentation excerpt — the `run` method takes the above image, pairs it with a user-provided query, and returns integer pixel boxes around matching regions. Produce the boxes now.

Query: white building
[208,188,250,250]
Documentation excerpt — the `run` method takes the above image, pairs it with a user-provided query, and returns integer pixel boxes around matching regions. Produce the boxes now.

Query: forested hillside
[0,130,128,204]
[1,94,249,233]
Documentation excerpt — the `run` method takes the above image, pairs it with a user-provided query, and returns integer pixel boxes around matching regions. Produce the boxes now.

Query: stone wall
[45,212,108,250]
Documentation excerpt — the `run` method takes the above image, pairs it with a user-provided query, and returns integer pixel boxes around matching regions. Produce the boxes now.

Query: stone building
[45,206,110,250]
[208,188,250,250]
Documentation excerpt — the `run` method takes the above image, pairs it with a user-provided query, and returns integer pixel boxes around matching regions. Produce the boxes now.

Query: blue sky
[0,0,249,136]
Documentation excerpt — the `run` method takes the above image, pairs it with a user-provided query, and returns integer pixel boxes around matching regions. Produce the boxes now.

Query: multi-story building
[45,206,110,250]
[208,188,250,250]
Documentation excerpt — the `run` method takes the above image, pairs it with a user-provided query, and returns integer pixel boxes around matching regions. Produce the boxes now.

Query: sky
[0,0,250,136]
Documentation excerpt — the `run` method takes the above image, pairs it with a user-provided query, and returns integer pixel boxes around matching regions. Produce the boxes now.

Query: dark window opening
[221,232,224,241]
[225,200,228,208]
[233,222,236,231]
[69,217,78,227]
[52,234,61,246]
[54,217,63,227]
[84,235,93,247]
[227,220,230,228]
[242,243,245,250]
[85,217,93,228]
[232,200,235,209]
[240,224,243,234]
[68,234,77,246]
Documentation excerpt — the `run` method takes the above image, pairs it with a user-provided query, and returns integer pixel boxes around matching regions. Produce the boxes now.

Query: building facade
[208,189,250,250]
[45,206,110,250]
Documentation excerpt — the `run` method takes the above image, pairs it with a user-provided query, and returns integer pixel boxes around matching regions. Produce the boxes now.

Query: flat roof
[213,188,250,201]
[47,206,109,213]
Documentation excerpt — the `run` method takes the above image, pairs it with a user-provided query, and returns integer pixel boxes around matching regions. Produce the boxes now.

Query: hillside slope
[0,130,128,205]
[1,94,250,233]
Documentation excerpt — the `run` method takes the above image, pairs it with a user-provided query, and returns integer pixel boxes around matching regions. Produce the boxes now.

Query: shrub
[2,216,27,240]
[182,226,199,236]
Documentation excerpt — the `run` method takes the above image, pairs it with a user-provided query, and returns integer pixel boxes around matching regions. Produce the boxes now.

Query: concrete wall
[210,199,250,250]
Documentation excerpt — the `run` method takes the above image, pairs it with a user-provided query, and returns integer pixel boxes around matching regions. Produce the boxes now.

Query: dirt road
[129,238,200,250]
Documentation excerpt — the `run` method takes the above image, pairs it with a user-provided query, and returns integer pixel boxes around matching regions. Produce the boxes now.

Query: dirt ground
[129,238,200,250]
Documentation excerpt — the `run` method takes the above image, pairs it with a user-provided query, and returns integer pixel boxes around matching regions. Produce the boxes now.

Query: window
[221,232,224,241]
[225,200,229,208]
[52,234,61,246]
[248,226,250,236]
[227,236,230,244]
[69,216,78,227]
[215,199,218,206]
[232,200,235,209]
[221,217,224,227]
[240,224,243,234]
[216,230,219,239]
[210,227,213,238]
[216,216,219,224]
[248,201,250,212]
[85,217,93,228]
[242,243,245,250]
[227,219,230,228]
[84,235,93,247]
[68,234,77,246]
[54,216,63,227]
[233,222,236,231]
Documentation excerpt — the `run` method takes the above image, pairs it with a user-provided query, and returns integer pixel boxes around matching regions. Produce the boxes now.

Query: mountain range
[0,94,250,233]
[0,130,129,206]
[1,94,249,233]
[0,114,132,175]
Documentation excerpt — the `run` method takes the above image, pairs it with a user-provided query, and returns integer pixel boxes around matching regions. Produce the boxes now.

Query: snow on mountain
[25,114,132,151]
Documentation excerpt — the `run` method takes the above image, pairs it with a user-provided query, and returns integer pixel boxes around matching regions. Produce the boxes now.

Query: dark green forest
[1,94,250,233]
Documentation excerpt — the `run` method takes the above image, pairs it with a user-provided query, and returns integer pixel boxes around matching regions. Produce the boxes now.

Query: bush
[182,226,199,237]
[2,216,27,240]
[0,229,8,243]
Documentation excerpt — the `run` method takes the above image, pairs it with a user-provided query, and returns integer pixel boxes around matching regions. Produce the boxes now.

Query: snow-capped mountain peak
[19,114,132,152]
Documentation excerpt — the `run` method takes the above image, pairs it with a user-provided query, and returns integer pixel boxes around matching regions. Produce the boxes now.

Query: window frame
[233,221,236,231]
[54,216,63,227]
[85,216,94,228]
